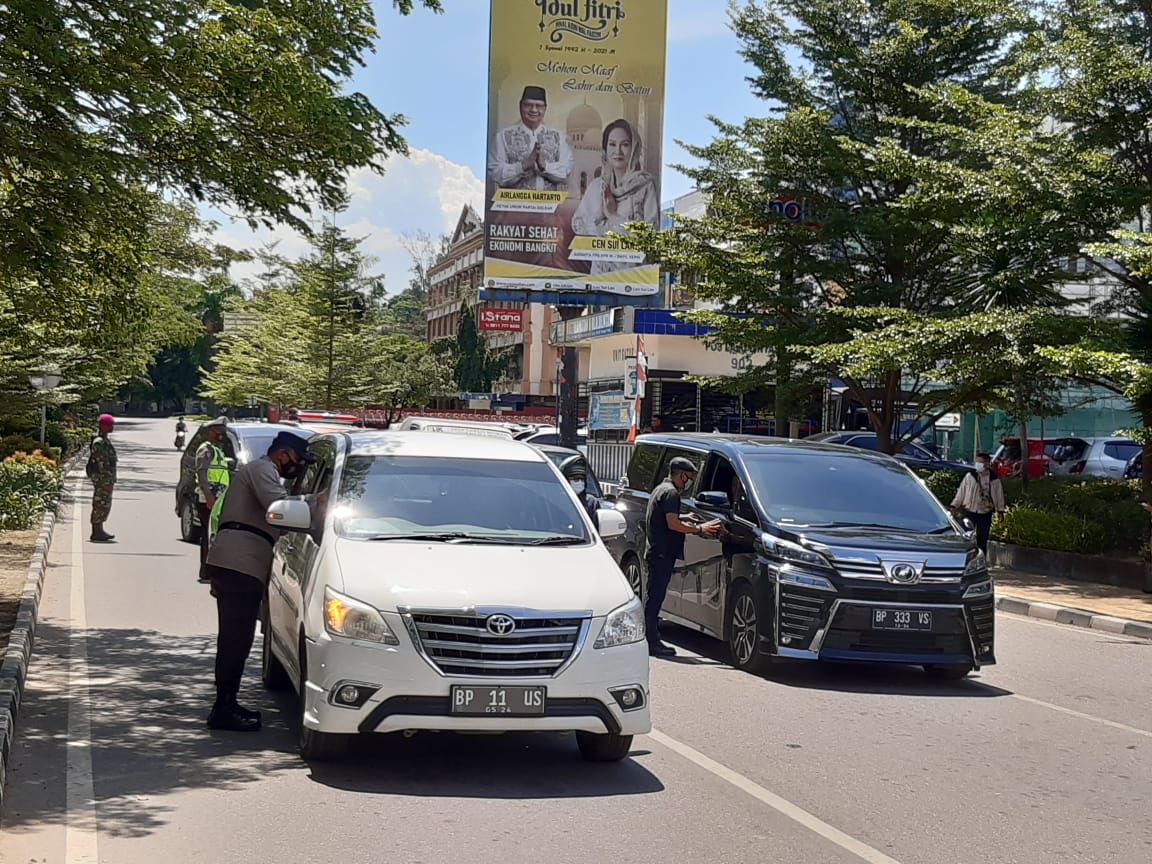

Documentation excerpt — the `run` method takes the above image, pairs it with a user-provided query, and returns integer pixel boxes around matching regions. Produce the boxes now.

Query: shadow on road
[659,623,1014,698]
[303,729,665,799]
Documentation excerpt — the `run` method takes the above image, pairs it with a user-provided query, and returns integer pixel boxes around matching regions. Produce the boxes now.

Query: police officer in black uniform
[644,457,720,657]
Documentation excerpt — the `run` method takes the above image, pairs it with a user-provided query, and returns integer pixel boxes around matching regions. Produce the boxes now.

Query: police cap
[669,457,698,476]
[269,431,314,462]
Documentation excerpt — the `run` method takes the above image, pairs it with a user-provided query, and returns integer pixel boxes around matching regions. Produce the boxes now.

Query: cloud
[213,148,484,295]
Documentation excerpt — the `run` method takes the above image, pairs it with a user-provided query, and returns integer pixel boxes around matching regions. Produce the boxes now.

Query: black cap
[669,456,698,475]
[270,431,314,462]
[521,86,547,104]
[559,455,587,479]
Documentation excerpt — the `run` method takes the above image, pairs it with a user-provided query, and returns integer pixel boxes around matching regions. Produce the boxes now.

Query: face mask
[570,480,586,495]
[278,457,303,480]
[975,462,987,473]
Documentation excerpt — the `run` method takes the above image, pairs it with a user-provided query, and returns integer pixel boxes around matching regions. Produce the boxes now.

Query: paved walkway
[995,568,1152,624]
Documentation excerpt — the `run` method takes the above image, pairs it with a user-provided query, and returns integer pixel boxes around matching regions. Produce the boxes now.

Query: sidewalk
[994,567,1152,636]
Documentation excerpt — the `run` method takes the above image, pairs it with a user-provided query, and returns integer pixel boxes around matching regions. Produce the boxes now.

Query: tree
[1,0,443,404]
[435,303,513,395]
[629,0,1109,451]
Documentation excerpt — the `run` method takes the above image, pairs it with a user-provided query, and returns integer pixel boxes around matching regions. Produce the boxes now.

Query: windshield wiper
[367,532,476,543]
[526,535,587,546]
[826,522,915,532]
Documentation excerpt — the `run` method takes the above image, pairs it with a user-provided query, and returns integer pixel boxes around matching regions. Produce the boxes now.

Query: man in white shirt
[488,85,573,191]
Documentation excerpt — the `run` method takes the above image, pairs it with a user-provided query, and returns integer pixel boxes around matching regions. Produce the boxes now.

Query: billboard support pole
[558,306,583,450]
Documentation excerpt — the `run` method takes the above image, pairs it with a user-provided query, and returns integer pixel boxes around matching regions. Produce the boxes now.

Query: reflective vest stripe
[197,443,231,489]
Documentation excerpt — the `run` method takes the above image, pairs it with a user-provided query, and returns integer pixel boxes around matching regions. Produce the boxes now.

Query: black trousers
[208,565,264,699]
[967,511,994,554]
[644,553,676,645]
[196,501,212,568]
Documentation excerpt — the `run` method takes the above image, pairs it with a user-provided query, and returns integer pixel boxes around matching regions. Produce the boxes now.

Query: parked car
[991,437,1057,479]
[1124,451,1143,480]
[175,421,315,543]
[606,433,995,680]
[1046,436,1141,478]
[261,431,648,762]
[515,425,589,453]
[805,431,970,472]
[395,416,520,438]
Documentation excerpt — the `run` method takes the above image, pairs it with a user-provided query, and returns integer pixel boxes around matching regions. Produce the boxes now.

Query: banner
[478,308,524,331]
[481,0,669,305]
[588,391,633,430]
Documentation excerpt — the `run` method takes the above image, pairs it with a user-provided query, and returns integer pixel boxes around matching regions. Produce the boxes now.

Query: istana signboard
[478,308,525,331]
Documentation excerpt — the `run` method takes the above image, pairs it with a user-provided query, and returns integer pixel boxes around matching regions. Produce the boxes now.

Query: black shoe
[89,531,115,543]
[207,702,262,732]
[648,642,676,658]
[197,575,211,584]
[231,700,262,722]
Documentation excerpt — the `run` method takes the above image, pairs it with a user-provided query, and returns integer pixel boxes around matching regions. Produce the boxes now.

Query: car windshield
[742,453,952,532]
[237,428,313,461]
[332,455,590,543]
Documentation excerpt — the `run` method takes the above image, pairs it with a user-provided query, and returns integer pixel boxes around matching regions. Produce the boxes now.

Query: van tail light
[1071,461,1086,474]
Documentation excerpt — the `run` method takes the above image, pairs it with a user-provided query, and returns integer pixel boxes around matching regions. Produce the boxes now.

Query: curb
[0,451,84,814]
[996,595,1152,640]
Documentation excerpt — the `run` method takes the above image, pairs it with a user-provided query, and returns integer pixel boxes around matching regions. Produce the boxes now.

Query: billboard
[588,392,633,430]
[481,0,669,307]
[478,308,524,331]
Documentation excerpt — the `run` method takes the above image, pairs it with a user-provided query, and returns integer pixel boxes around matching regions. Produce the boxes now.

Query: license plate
[450,685,546,716]
[872,608,933,631]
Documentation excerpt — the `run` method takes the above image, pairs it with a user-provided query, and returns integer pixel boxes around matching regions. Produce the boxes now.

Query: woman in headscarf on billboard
[571,118,659,275]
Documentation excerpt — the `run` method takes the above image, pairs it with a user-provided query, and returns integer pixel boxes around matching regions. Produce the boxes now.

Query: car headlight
[594,596,645,649]
[963,579,994,600]
[324,586,399,644]
[963,549,987,576]
[760,533,833,570]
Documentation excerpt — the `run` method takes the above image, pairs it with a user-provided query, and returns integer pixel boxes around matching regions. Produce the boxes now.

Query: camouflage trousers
[91,484,114,525]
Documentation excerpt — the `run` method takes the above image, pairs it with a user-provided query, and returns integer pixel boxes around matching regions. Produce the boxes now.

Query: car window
[900,442,933,460]
[333,456,590,543]
[700,454,755,521]
[742,453,951,532]
[1104,441,1141,462]
[624,443,662,492]
[653,446,706,498]
[846,436,878,451]
[540,451,602,498]
[528,433,559,446]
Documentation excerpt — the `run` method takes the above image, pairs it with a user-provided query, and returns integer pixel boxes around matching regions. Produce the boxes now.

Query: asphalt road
[2,419,1150,864]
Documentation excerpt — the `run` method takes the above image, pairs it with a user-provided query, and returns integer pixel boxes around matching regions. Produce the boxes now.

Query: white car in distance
[262,431,650,762]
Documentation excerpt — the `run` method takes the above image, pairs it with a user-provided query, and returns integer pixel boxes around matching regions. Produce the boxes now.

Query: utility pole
[557,306,583,450]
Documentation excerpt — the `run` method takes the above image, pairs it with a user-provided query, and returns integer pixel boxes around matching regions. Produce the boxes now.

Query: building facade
[426,205,560,405]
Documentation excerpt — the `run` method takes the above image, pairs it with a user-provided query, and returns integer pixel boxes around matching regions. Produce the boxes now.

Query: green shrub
[916,469,969,505]
[62,427,95,459]
[993,475,1145,554]
[0,452,62,530]
[0,435,59,463]
[991,506,1107,555]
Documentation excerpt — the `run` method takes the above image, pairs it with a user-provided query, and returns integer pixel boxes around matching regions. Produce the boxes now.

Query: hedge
[0,451,62,531]
[917,469,1146,557]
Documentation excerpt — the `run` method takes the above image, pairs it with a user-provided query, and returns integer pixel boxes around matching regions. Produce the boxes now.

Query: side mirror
[597,509,627,540]
[266,497,312,531]
[697,491,731,511]
[960,516,975,535]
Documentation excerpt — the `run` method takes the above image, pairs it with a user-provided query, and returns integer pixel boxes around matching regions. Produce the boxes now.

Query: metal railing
[588,442,633,489]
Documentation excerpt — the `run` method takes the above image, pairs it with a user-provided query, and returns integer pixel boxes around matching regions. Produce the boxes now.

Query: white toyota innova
[261,431,650,762]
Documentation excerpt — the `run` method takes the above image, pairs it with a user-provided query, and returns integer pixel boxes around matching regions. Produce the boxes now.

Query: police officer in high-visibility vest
[195,417,231,582]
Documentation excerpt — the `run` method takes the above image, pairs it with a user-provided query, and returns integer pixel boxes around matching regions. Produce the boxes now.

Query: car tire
[923,663,973,681]
[297,651,347,762]
[727,583,771,674]
[622,554,644,601]
[575,731,633,763]
[179,500,201,544]
[260,607,291,691]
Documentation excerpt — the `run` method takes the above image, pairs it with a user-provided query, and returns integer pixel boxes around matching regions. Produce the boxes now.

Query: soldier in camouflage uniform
[89,414,118,543]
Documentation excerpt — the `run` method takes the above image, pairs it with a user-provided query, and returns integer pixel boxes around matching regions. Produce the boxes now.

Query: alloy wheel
[624,557,643,599]
[731,593,757,665]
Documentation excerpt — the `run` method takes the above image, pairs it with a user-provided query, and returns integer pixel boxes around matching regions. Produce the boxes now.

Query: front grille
[832,559,965,583]
[778,586,831,649]
[822,605,971,656]
[840,587,960,605]
[408,612,586,677]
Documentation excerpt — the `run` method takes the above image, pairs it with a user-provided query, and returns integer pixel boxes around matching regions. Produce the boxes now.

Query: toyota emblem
[486,614,517,636]
[885,563,922,585]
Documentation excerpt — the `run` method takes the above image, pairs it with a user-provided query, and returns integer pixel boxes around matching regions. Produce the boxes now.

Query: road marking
[66,480,100,863]
[1008,694,1152,740]
[648,729,902,864]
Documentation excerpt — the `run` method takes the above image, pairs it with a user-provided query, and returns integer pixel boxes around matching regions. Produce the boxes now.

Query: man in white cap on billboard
[488,85,573,191]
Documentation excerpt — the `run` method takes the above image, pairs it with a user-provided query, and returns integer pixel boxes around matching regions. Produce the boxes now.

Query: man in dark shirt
[644,456,720,657]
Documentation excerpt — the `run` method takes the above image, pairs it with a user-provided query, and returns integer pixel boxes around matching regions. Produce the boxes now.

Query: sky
[210,0,768,296]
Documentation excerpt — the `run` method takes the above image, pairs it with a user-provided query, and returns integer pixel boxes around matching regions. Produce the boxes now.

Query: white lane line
[647,729,902,864]
[1008,694,1152,740]
[66,480,100,863]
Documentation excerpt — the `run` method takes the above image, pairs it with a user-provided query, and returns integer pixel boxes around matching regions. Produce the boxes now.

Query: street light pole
[28,365,62,445]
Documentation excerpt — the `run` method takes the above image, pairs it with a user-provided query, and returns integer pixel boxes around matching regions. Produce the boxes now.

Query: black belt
[218,521,276,546]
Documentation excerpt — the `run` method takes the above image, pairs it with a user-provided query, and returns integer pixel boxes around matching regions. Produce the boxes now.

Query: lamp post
[28,365,62,445]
